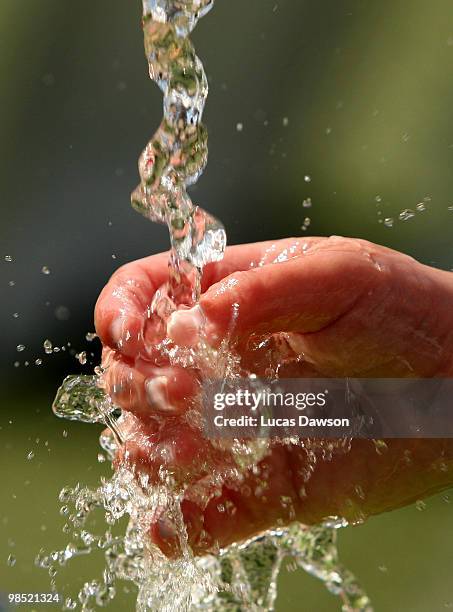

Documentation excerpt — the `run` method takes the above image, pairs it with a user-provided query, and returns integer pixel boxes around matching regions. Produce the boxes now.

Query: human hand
[95,236,453,555]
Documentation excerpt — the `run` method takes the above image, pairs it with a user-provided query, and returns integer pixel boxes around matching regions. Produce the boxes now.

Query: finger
[95,238,326,355]
[168,236,390,347]
[200,236,327,291]
[95,252,169,358]
[103,356,200,416]
[117,418,227,486]
[148,446,299,556]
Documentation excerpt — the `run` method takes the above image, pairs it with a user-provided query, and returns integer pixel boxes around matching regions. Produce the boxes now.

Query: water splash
[131,0,225,312]
[41,1,372,610]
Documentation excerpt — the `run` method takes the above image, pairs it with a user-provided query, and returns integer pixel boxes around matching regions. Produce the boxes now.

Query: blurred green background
[2,0,453,609]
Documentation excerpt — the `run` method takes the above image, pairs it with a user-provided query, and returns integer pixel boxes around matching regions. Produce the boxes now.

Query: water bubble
[97,453,106,463]
[415,499,427,511]
[13,312,19,319]
[282,117,289,127]
[4,255,12,262]
[302,198,312,208]
[41,266,51,275]
[86,332,97,342]
[16,345,25,352]
[35,359,43,366]
[62,430,68,438]
[416,202,426,212]
[384,217,394,228]
[8,280,15,286]
[375,195,382,203]
[236,122,243,132]
[304,175,311,183]
[14,361,20,368]
[27,451,35,460]
[7,554,16,567]
[44,340,53,354]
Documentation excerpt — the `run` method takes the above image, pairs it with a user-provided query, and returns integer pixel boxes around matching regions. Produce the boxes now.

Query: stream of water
[40,2,372,610]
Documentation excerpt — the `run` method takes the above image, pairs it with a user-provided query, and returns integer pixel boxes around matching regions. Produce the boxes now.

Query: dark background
[2,1,453,609]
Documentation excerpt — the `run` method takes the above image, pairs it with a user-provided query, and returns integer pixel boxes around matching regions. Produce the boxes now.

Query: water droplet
[398,208,415,221]
[12,312,19,319]
[236,122,243,132]
[304,175,311,183]
[14,361,20,368]
[302,198,312,208]
[8,280,15,286]
[416,202,426,212]
[4,255,12,262]
[41,266,51,275]
[86,332,97,342]
[282,117,289,127]
[76,351,87,365]
[62,430,68,438]
[384,217,394,228]
[44,340,53,354]
[415,499,427,511]
[301,217,311,231]
[27,451,35,460]
[373,439,388,455]
[7,554,16,567]
[97,453,106,463]
[35,359,43,366]
[16,345,25,352]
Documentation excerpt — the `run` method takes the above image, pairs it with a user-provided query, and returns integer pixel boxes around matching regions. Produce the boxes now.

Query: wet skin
[95,236,453,555]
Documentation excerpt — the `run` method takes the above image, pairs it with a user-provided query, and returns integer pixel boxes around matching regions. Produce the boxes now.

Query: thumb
[168,237,386,346]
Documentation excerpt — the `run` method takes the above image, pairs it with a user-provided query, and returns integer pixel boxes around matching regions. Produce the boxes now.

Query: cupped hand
[95,236,453,555]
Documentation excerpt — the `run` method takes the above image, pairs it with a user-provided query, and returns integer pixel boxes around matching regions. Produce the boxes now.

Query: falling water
[41,1,372,610]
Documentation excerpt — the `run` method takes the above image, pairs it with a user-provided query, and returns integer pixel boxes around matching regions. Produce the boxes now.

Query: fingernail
[110,317,128,348]
[145,376,176,413]
[167,305,205,346]
[110,316,141,350]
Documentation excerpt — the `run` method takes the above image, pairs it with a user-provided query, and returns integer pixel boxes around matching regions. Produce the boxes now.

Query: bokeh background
[2,0,453,609]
